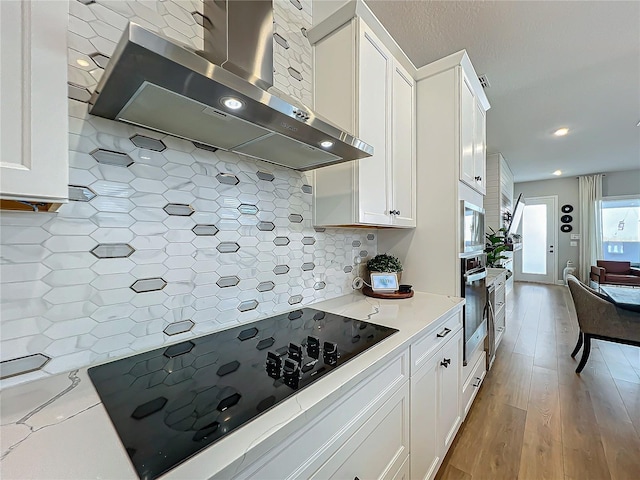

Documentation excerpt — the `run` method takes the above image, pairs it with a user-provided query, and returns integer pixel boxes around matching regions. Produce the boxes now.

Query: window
[601,195,640,266]
[522,204,547,274]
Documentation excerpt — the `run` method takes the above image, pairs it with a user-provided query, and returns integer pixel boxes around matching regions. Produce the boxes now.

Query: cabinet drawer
[495,303,506,326]
[310,381,410,480]
[461,350,486,419]
[231,350,409,480]
[411,310,462,373]
[392,455,410,480]
[495,283,506,308]
[495,306,506,348]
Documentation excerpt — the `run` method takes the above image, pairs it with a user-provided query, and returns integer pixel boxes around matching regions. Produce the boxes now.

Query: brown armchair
[590,260,640,287]
[567,275,640,373]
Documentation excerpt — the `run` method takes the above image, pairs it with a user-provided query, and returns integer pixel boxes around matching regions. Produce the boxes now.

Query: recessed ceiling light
[222,97,243,110]
[553,170,562,176]
[553,128,569,137]
[76,59,90,67]
[320,140,334,148]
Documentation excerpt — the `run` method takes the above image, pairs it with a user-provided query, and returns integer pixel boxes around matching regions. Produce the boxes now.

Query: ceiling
[363,0,640,183]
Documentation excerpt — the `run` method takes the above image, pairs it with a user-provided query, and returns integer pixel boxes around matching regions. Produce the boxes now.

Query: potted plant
[485,227,509,268]
[367,253,403,283]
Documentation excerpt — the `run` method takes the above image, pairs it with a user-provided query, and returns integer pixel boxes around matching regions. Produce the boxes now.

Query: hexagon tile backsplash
[0,0,375,387]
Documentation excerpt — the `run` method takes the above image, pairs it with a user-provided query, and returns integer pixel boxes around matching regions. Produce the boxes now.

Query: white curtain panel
[578,174,603,281]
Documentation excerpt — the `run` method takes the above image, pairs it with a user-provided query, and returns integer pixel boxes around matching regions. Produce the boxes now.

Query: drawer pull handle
[473,377,482,388]
[437,327,452,338]
[440,358,451,368]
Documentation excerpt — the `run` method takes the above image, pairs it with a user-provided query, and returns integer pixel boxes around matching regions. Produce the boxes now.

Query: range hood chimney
[88,1,372,171]
[203,0,274,91]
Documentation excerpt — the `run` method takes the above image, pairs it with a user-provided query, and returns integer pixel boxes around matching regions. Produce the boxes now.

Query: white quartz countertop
[0,291,463,480]
[486,267,508,287]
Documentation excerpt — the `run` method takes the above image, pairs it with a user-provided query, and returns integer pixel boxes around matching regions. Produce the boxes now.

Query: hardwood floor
[436,282,640,480]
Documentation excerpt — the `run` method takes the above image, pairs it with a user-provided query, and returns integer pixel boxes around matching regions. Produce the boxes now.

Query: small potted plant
[367,253,403,283]
[485,227,509,268]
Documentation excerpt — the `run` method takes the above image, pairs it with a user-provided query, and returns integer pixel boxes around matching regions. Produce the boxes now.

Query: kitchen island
[0,291,464,480]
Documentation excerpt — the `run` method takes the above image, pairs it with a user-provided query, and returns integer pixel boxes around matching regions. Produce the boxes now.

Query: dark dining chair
[566,274,640,373]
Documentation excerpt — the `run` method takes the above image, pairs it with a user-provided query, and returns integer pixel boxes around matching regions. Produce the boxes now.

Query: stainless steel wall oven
[460,254,487,364]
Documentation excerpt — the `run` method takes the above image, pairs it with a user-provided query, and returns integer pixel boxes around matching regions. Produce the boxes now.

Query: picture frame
[370,272,399,292]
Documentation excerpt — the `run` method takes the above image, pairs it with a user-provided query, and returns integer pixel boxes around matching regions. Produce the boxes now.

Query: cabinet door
[461,350,486,419]
[473,101,486,194]
[410,352,440,480]
[392,456,410,480]
[0,0,68,203]
[438,330,463,455]
[495,281,506,310]
[391,62,416,227]
[459,74,475,189]
[311,382,410,480]
[357,22,392,225]
[495,304,506,345]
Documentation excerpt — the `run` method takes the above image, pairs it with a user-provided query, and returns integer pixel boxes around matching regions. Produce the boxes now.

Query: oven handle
[464,269,487,282]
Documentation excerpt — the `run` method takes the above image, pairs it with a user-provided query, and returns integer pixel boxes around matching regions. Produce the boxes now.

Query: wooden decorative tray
[362,286,414,299]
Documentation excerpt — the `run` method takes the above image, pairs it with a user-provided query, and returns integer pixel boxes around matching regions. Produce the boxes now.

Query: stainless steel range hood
[88,1,372,171]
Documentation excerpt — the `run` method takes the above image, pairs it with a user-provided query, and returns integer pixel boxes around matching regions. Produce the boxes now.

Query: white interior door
[516,196,558,284]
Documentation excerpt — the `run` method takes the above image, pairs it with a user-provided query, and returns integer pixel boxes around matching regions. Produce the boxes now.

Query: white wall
[603,169,640,197]
[312,0,348,25]
[514,177,579,283]
[514,168,640,283]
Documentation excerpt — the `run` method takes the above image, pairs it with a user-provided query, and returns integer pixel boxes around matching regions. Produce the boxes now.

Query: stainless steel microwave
[460,201,485,257]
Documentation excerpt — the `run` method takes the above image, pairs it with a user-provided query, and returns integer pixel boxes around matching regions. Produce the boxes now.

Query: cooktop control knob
[266,351,282,379]
[306,336,320,359]
[283,358,301,389]
[323,341,338,366]
[288,342,303,362]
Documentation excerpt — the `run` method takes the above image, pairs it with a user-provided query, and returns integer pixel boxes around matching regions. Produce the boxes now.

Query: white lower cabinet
[461,350,486,419]
[410,345,439,480]
[392,455,410,480]
[494,275,507,349]
[310,381,410,480]
[438,331,463,453]
[226,350,409,480]
[411,329,463,480]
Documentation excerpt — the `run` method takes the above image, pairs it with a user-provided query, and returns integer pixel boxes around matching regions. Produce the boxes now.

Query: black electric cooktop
[88,308,398,480]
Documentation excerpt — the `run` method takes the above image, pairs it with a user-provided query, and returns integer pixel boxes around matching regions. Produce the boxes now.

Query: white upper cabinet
[415,52,489,197]
[391,63,416,227]
[459,72,487,195]
[484,152,514,231]
[460,76,476,188]
[357,22,393,226]
[473,99,487,194]
[311,15,416,228]
[0,0,69,204]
